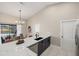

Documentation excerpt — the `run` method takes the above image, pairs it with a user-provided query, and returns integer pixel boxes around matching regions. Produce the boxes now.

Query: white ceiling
[0,2,58,20]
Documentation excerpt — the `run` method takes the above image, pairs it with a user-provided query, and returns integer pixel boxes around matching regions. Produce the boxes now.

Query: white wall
[0,13,18,24]
[0,13,27,44]
[26,3,79,46]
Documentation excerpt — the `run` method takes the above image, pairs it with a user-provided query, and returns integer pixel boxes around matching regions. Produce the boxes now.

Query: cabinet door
[43,39,47,50]
[46,37,51,48]
[38,40,43,56]
[28,43,38,54]
[38,37,51,56]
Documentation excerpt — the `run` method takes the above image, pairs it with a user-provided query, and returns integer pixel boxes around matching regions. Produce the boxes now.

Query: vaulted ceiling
[0,2,58,20]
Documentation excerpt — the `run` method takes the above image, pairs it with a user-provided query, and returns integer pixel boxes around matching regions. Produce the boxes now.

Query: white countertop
[0,35,50,56]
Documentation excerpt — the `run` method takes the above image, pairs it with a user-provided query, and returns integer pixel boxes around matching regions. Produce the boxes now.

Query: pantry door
[61,20,76,50]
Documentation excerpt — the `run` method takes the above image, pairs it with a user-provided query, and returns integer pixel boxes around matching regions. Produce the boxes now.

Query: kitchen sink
[35,37,43,40]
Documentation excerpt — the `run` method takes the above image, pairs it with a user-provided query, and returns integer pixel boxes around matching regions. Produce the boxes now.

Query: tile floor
[41,45,79,56]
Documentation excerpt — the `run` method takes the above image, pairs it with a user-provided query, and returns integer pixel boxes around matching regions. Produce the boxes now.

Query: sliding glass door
[0,24,17,43]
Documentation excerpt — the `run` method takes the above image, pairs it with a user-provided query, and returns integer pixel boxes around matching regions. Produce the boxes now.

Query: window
[35,24,40,33]
[0,24,17,43]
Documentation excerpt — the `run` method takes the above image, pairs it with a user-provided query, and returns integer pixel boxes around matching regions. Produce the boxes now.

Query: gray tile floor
[41,45,79,56]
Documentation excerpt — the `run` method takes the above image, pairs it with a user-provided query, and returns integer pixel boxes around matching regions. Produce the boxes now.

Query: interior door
[61,20,76,50]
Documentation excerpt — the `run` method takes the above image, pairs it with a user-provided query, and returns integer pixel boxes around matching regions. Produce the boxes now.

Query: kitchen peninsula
[0,35,51,56]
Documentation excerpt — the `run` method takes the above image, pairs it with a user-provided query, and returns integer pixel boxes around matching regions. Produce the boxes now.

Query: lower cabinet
[28,43,38,54]
[38,37,51,56]
[28,36,51,56]
[38,40,44,56]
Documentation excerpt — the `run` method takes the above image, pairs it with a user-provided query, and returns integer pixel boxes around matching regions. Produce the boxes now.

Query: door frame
[60,19,78,46]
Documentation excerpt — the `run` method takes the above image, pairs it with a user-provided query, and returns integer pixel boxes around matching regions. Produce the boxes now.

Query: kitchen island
[0,35,51,56]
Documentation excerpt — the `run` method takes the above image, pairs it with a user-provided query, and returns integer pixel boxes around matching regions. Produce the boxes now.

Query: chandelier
[16,2,25,25]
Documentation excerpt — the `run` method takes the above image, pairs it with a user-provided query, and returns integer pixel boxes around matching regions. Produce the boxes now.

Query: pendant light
[16,2,25,25]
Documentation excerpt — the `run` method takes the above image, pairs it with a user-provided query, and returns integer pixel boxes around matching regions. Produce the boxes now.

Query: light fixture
[16,2,25,25]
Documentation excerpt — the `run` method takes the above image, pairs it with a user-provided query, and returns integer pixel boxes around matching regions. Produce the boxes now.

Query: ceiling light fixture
[16,2,25,25]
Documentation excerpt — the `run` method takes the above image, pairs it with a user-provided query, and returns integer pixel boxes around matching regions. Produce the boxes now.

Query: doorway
[60,20,77,55]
